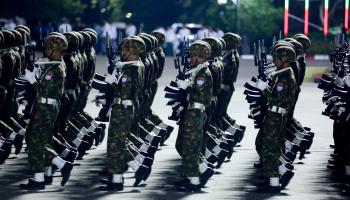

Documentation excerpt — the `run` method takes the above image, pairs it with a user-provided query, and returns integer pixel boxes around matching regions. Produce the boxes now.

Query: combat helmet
[2,30,16,48]
[84,30,97,47]
[293,33,311,52]
[273,45,296,63]
[151,31,165,47]
[44,34,68,52]
[284,38,303,56]
[122,36,146,56]
[189,40,211,59]
[10,30,23,47]
[79,31,91,50]
[138,33,152,53]
[202,37,221,58]
[223,32,241,50]
[63,32,79,53]
[15,25,31,35]
[15,28,30,45]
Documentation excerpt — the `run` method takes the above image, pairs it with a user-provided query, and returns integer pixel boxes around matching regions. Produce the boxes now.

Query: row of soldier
[243,33,314,192]
[90,31,174,191]
[164,33,246,191]
[0,26,113,189]
[0,25,175,190]
[318,35,350,195]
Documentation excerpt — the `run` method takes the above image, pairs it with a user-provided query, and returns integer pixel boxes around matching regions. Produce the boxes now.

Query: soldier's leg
[179,109,205,190]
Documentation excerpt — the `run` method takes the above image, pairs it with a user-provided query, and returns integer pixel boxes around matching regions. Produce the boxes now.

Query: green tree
[237,0,283,38]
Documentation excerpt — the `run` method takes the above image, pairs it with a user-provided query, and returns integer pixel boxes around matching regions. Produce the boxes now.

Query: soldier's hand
[176,79,191,89]
[23,69,38,84]
[256,79,269,91]
[105,74,117,84]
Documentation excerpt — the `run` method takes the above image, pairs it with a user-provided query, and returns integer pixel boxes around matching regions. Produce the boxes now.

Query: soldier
[20,34,73,190]
[174,41,213,192]
[255,45,297,193]
[99,37,149,191]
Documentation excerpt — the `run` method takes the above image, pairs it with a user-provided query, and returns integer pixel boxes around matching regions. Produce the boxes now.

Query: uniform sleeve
[264,76,296,112]
[120,65,138,101]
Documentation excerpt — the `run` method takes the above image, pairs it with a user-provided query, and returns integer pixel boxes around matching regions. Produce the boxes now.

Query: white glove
[105,74,117,84]
[325,96,340,105]
[256,79,269,91]
[176,79,191,89]
[344,76,350,87]
[23,69,37,84]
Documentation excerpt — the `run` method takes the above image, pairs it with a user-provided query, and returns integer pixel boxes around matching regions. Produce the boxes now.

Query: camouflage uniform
[255,48,297,177]
[107,39,144,174]
[26,36,67,172]
[175,41,213,177]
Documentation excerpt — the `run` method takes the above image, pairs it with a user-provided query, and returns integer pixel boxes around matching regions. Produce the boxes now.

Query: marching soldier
[255,45,297,193]
[174,41,213,192]
[20,34,73,190]
[99,37,149,191]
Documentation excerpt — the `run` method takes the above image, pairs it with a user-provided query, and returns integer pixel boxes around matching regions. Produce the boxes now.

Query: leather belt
[188,102,206,112]
[268,105,287,115]
[114,98,133,107]
[220,84,231,91]
[39,97,58,105]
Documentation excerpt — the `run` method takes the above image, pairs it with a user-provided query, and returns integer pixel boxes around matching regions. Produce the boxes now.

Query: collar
[185,62,209,76]
[270,67,292,77]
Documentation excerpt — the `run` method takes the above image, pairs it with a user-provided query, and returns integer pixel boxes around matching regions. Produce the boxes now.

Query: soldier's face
[273,56,283,69]
[45,48,62,61]
[121,48,130,60]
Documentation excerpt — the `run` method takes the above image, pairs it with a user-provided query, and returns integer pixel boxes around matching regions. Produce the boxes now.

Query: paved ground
[0,56,347,200]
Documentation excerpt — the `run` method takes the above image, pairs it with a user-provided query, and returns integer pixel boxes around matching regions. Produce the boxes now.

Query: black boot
[200,167,214,187]
[133,165,149,186]
[175,178,201,192]
[257,178,280,193]
[45,176,53,185]
[13,133,24,154]
[280,170,294,189]
[94,127,102,146]
[99,180,124,191]
[76,140,89,159]
[60,161,73,186]
[20,179,45,190]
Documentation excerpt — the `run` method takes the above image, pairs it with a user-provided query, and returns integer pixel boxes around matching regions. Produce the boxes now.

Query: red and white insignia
[45,71,53,80]
[196,77,205,85]
[121,75,128,83]
[276,82,284,92]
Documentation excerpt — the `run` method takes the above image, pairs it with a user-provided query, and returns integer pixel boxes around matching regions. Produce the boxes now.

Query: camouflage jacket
[113,61,143,103]
[186,62,213,108]
[154,47,165,79]
[263,67,297,116]
[222,50,238,87]
[63,53,79,90]
[35,58,66,101]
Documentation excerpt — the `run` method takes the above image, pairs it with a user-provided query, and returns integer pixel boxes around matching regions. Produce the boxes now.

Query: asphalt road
[0,56,347,200]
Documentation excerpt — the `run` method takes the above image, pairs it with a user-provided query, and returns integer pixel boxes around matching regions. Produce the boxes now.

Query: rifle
[106,33,116,74]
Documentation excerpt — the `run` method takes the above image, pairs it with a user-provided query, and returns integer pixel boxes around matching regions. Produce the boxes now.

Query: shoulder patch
[45,71,53,80]
[276,82,284,92]
[196,76,205,85]
[121,74,128,83]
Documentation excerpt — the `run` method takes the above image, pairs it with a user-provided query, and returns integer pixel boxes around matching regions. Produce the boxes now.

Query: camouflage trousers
[176,108,206,177]
[107,103,135,174]
[27,103,58,173]
[255,111,287,177]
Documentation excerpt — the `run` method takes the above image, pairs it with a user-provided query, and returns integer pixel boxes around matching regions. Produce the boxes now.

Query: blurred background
[0,0,348,55]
